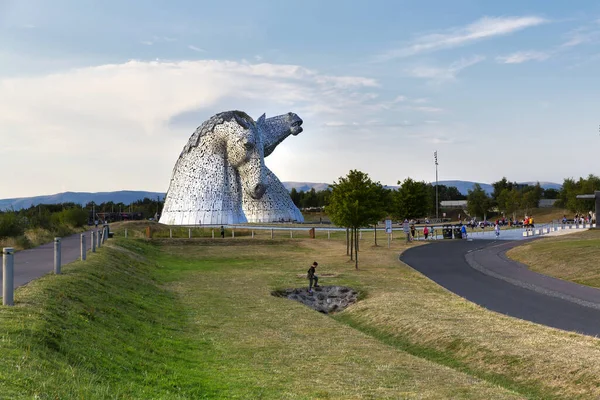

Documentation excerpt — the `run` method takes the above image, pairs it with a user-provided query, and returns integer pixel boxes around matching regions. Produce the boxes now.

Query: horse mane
[180,110,254,155]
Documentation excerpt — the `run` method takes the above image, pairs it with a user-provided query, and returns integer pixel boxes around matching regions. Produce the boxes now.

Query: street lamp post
[434,151,439,220]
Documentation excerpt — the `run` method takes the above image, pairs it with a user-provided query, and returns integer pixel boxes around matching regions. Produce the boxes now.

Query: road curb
[464,247,600,311]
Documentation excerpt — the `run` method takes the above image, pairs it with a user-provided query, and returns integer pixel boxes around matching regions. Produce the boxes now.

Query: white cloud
[141,41,153,46]
[496,51,551,64]
[188,45,205,52]
[406,55,485,82]
[410,106,445,113]
[376,16,547,60]
[560,25,600,48]
[0,59,400,196]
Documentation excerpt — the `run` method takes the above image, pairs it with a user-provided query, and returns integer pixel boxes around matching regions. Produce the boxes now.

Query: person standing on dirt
[307,262,319,293]
[220,226,225,238]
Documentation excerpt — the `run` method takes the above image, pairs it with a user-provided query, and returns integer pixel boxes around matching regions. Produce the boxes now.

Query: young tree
[467,184,491,220]
[492,177,515,202]
[521,183,543,214]
[326,170,386,269]
[497,188,522,221]
[393,178,429,220]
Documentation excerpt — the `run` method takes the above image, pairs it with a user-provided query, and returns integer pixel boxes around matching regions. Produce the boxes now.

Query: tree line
[466,174,600,220]
[324,170,600,269]
[290,182,465,215]
[0,197,164,241]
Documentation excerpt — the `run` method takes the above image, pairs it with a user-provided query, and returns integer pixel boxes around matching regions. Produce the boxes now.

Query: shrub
[0,213,25,238]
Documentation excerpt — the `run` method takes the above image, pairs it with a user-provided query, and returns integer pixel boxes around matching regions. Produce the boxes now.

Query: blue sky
[1,0,599,197]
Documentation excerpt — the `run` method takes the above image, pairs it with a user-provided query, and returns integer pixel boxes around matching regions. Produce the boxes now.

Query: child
[495,223,500,238]
[423,226,429,240]
[307,262,319,293]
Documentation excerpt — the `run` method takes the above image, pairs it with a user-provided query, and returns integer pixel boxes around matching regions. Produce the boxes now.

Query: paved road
[1,230,99,289]
[401,240,600,337]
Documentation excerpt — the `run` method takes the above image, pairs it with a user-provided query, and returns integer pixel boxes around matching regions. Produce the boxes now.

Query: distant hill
[0,180,562,210]
[0,191,165,211]
[437,180,494,195]
[281,182,331,192]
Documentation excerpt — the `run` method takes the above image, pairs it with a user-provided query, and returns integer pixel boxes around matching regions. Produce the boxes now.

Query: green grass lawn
[507,229,600,288]
[3,231,600,398]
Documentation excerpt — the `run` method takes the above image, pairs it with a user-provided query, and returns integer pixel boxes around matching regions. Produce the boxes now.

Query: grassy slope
[124,239,521,399]
[507,230,600,287]
[2,232,600,398]
[0,238,520,399]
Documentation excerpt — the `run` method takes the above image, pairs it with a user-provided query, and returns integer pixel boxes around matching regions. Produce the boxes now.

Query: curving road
[401,240,600,337]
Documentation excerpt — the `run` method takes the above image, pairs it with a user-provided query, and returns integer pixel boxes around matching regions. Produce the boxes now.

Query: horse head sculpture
[160,111,268,225]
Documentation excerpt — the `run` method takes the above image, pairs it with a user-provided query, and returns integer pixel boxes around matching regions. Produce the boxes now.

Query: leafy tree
[492,177,515,201]
[558,175,600,212]
[326,170,386,269]
[289,188,301,207]
[393,178,429,219]
[543,188,560,199]
[467,184,491,220]
[497,188,522,221]
[521,183,543,214]
[425,184,466,217]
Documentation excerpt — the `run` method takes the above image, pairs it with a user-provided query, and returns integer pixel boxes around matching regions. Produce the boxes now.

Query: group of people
[563,212,595,225]
[402,219,433,242]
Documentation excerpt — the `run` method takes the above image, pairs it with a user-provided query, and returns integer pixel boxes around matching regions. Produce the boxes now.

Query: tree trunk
[356,228,359,252]
[355,227,359,269]
[346,228,349,255]
[350,228,354,260]
[374,223,378,246]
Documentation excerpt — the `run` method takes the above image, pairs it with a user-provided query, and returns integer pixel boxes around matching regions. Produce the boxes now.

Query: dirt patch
[272,286,358,314]
[295,273,339,279]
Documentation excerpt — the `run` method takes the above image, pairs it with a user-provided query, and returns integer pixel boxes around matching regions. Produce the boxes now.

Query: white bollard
[80,234,86,261]
[212,229,214,239]
[232,229,235,238]
[359,230,362,240]
[327,230,330,240]
[125,229,128,238]
[170,229,173,239]
[3,247,14,306]
[188,228,191,239]
[290,230,293,239]
[91,231,96,253]
[252,230,254,238]
[54,237,62,274]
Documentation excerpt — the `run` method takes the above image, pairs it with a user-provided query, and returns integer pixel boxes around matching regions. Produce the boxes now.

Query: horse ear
[257,113,266,125]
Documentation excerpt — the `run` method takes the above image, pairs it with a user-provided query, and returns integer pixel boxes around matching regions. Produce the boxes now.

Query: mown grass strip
[334,314,558,400]
[508,230,600,288]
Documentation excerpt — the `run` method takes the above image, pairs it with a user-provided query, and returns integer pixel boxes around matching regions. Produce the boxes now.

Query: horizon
[2,1,599,198]
[0,179,563,202]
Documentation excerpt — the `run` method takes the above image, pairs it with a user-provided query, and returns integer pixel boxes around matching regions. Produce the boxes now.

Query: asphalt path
[401,240,600,337]
[1,230,99,290]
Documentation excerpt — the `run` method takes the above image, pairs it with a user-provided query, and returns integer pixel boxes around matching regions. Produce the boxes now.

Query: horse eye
[244,142,254,151]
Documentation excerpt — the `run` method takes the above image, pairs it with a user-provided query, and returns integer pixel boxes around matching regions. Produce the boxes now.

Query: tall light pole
[434,151,439,220]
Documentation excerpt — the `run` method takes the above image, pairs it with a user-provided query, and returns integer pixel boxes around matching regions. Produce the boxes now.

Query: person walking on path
[307,262,319,293]
[402,219,411,243]
[423,226,429,240]
[460,224,467,239]
[495,223,500,238]
[220,226,225,238]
